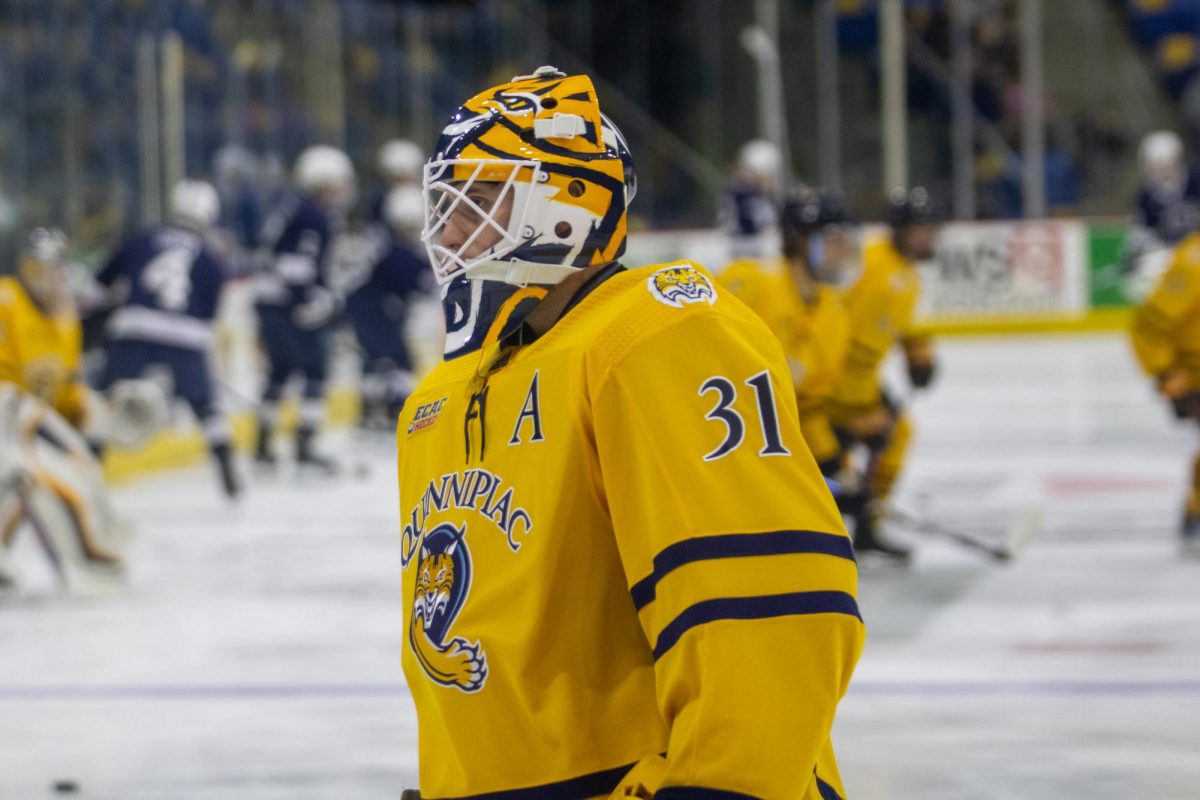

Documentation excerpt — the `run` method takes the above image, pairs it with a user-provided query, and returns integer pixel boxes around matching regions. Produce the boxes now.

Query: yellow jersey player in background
[828,187,942,561]
[720,188,859,478]
[0,229,125,592]
[0,229,89,427]
[1129,231,1200,554]
[397,67,864,799]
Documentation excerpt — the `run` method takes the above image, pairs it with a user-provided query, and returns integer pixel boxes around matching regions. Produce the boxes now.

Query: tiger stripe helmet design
[422,66,636,287]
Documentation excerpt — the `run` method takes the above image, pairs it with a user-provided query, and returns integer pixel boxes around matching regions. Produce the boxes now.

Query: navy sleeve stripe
[630,530,855,611]
[655,788,761,799]
[630,575,656,610]
[654,591,862,661]
[815,771,845,800]
[428,760,636,800]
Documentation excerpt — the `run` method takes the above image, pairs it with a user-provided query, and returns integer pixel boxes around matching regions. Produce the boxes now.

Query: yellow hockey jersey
[1131,232,1200,384]
[719,258,851,412]
[397,262,864,800]
[720,258,850,464]
[0,276,87,425]
[830,239,922,413]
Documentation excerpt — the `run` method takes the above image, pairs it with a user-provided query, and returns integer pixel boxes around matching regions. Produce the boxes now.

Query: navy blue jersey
[1135,169,1200,246]
[254,193,334,307]
[719,177,778,258]
[346,226,428,366]
[98,226,225,320]
[361,226,427,300]
[720,178,777,237]
[98,226,227,351]
[217,183,263,251]
[367,189,387,226]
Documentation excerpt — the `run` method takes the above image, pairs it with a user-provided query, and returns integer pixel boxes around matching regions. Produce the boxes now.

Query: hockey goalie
[0,229,128,593]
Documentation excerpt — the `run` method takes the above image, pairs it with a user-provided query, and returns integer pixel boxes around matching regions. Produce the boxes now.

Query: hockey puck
[53,779,79,794]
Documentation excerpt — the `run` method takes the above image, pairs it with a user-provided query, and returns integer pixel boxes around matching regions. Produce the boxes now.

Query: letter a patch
[509,371,545,445]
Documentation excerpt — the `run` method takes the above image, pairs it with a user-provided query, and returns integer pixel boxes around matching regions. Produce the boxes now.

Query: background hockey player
[719,137,782,259]
[1129,230,1200,554]
[93,179,239,499]
[398,67,862,799]
[344,185,430,430]
[827,187,942,561]
[0,229,125,588]
[1125,130,1200,299]
[253,145,354,472]
[721,188,859,477]
[370,139,424,224]
[211,144,265,276]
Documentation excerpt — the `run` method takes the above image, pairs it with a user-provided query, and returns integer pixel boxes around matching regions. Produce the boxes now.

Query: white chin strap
[465,258,579,287]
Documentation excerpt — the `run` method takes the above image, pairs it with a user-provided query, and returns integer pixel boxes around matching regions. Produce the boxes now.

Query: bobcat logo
[409,523,488,693]
[648,264,717,308]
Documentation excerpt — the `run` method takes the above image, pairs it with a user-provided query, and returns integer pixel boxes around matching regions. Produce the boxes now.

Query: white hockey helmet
[738,138,782,183]
[294,145,355,192]
[378,139,424,183]
[1140,130,1185,189]
[212,144,257,186]
[170,179,220,231]
[384,185,424,237]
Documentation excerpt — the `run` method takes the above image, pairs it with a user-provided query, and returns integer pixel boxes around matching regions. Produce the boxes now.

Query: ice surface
[1,334,1198,799]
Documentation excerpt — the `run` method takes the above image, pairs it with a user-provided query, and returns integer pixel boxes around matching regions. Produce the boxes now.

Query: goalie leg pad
[29,460,122,568]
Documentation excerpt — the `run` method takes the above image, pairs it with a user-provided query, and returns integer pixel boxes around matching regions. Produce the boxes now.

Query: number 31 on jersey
[699,371,790,461]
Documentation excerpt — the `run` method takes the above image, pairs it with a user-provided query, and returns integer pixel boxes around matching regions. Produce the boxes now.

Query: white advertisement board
[916,221,1087,320]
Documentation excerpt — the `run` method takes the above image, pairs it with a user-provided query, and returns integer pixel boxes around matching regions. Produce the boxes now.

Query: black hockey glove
[907,360,936,389]
[1171,391,1200,421]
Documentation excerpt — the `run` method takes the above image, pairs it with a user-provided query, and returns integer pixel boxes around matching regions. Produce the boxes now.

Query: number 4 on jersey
[142,247,196,311]
[699,370,790,461]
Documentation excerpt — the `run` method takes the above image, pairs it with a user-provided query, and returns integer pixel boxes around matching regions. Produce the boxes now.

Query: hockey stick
[216,378,262,411]
[884,505,1043,562]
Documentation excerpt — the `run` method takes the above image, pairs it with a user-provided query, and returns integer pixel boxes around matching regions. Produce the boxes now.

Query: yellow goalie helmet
[422,66,636,287]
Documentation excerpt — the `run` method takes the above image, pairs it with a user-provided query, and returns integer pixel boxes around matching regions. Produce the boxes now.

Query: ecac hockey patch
[408,397,447,436]
[647,264,717,308]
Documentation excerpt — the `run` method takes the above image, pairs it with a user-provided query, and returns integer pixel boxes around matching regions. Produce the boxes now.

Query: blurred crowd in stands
[0,0,1193,265]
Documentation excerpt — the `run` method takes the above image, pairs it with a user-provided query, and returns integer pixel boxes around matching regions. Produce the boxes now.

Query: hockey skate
[1182,511,1200,558]
[296,428,339,476]
[214,445,242,499]
[0,549,17,597]
[253,423,278,470]
[851,503,912,563]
